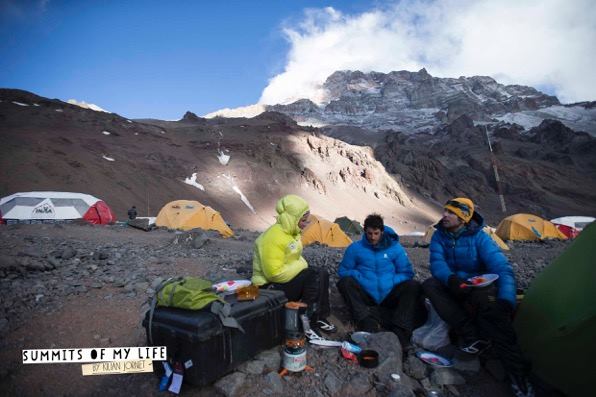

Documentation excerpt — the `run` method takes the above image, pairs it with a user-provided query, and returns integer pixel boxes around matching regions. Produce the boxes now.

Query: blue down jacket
[339,226,414,304]
[429,211,516,306]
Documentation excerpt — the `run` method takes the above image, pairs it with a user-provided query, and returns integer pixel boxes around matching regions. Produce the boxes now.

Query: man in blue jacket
[423,197,533,397]
[338,214,425,348]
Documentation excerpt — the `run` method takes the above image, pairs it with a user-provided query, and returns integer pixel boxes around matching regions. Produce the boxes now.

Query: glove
[447,275,471,298]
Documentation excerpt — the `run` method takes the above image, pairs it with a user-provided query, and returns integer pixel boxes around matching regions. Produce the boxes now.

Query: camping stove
[279,302,314,377]
[281,337,307,372]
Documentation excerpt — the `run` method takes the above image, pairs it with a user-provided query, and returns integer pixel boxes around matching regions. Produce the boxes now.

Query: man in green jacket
[252,194,336,337]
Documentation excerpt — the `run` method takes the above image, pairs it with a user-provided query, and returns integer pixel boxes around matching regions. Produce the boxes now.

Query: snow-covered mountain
[206,69,596,136]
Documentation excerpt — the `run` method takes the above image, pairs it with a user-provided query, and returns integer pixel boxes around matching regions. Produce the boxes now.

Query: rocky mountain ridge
[374,115,596,224]
[207,69,596,136]
[271,69,559,130]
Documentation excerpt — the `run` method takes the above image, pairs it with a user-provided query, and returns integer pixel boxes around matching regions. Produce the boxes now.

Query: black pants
[265,267,330,320]
[422,277,530,377]
[337,276,426,333]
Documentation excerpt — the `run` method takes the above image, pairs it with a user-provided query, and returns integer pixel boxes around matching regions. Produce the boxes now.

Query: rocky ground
[0,223,570,397]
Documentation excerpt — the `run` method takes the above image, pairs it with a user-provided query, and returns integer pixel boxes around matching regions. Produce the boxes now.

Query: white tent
[0,191,116,224]
[550,216,595,230]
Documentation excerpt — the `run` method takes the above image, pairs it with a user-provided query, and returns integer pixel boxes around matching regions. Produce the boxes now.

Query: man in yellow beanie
[252,194,336,339]
[423,197,534,397]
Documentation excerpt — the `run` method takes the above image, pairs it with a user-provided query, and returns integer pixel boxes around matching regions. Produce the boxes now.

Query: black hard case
[143,289,287,386]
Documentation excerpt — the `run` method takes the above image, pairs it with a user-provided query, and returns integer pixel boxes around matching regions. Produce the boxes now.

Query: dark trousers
[337,276,426,333]
[422,277,530,377]
[265,267,330,320]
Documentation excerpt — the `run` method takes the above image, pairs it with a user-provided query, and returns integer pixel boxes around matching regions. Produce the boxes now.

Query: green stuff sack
[148,277,245,345]
[156,277,222,310]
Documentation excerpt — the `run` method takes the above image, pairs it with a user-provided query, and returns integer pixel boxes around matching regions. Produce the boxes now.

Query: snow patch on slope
[184,173,205,191]
[217,150,230,165]
[204,104,266,119]
[496,105,596,136]
[67,99,110,113]
[222,174,256,214]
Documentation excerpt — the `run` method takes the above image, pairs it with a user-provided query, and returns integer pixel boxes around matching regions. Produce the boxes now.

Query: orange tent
[301,214,352,248]
[155,200,233,237]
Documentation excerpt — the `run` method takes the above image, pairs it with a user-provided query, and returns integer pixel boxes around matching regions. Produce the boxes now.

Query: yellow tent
[423,224,509,250]
[301,214,352,248]
[423,225,436,245]
[496,213,567,241]
[483,226,510,251]
[155,200,234,237]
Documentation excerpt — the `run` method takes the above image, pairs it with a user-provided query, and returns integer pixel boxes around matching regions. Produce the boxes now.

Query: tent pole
[146,180,149,217]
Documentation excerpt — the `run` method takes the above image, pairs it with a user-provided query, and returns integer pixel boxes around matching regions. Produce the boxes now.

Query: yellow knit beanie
[444,197,474,223]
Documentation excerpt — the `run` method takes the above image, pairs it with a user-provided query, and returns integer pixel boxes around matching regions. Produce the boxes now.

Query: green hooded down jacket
[252,195,309,286]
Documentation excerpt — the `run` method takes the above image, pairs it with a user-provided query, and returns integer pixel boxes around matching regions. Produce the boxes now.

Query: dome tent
[0,191,116,225]
[550,216,595,239]
[155,200,233,237]
[514,223,596,396]
[334,216,364,236]
[301,214,352,248]
[496,213,566,241]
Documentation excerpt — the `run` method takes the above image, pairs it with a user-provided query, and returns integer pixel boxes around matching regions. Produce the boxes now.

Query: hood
[275,194,309,236]
[361,225,399,250]
[435,211,485,237]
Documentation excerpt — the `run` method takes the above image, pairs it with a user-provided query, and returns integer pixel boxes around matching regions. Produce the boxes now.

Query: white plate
[308,339,343,347]
[416,351,453,367]
[467,273,499,288]
[350,331,372,345]
[212,279,252,293]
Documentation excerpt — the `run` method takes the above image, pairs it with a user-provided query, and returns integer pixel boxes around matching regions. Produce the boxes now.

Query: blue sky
[0,0,373,119]
[1,0,594,119]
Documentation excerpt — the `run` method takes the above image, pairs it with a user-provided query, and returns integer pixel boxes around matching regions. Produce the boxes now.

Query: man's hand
[447,275,471,298]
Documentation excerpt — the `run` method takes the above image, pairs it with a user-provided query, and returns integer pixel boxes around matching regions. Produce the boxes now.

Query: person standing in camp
[423,197,534,397]
[252,194,336,339]
[128,205,137,220]
[337,214,426,348]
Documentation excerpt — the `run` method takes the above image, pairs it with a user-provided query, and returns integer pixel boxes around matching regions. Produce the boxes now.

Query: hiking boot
[311,318,337,334]
[459,338,491,355]
[358,317,381,333]
[509,373,534,397]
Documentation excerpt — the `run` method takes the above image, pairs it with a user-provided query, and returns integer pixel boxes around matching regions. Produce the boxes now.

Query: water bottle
[158,362,172,391]
[158,372,170,391]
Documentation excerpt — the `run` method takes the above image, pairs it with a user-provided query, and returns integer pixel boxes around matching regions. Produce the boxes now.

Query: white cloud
[260,0,596,105]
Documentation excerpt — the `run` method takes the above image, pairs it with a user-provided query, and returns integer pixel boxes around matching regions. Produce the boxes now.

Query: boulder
[214,371,247,397]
